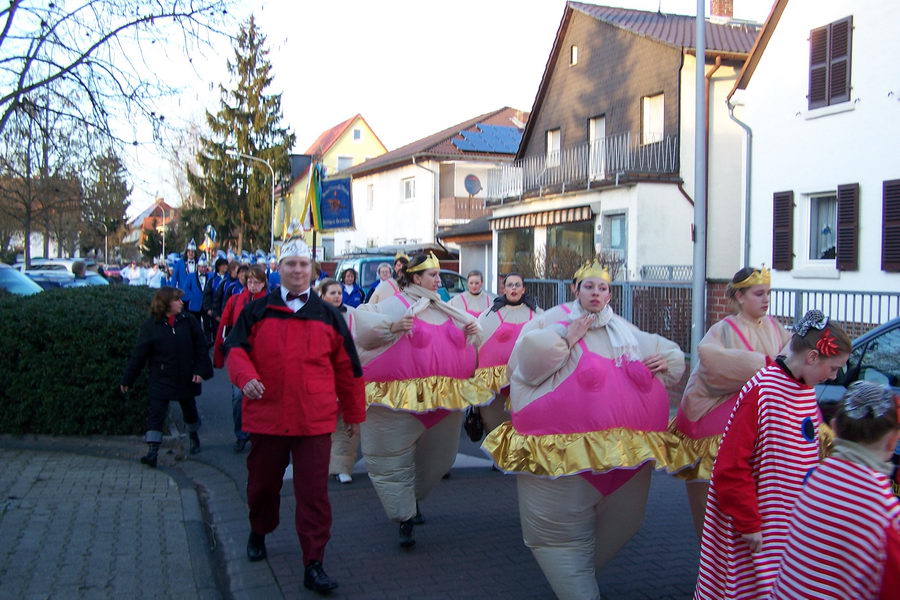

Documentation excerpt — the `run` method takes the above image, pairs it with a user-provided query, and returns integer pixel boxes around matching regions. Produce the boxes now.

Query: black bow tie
[286,291,309,303]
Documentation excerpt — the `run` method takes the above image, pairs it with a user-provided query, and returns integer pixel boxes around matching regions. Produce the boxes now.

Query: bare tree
[0,1,234,142]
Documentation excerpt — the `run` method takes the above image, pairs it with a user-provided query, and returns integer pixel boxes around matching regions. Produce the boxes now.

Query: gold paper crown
[574,260,611,284]
[732,265,771,289]
[394,251,410,261]
[406,251,440,273]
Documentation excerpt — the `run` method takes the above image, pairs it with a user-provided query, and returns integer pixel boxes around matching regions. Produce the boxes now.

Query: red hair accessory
[816,329,839,357]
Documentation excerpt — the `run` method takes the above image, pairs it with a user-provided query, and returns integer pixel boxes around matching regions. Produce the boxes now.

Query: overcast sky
[125,0,771,216]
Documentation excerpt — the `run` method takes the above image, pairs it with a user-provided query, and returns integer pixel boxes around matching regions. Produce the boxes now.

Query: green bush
[0,285,156,435]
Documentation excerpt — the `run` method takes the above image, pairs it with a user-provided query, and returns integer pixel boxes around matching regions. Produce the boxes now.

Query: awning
[490,205,593,231]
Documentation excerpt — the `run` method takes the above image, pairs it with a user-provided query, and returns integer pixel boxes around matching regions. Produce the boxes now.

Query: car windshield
[0,268,43,295]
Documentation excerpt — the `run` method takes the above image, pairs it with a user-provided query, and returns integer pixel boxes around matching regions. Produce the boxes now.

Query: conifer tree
[187,16,294,252]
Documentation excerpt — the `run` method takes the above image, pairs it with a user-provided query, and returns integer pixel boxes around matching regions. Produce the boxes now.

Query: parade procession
[2,1,900,599]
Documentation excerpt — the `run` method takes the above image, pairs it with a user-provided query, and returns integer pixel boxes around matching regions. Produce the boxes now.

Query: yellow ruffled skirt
[366,375,494,413]
[471,365,508,394]
[482,422,697,478]
[666,417,836,482]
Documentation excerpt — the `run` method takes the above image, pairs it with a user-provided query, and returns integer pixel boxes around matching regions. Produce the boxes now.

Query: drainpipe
[727,97,753,268]
[411,155,439,244]
[690,0,707,359]
[704,55,722,213]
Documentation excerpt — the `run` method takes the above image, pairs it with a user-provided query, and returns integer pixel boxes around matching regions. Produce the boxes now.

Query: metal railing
[522,280,900,356]
[486,132,679,201]
[639,264,693,281]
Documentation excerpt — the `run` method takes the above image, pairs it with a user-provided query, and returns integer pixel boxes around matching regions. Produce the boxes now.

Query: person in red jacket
[214,264,268,453]
[224,231,365,595]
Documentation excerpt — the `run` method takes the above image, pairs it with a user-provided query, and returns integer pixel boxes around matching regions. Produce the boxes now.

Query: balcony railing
[486,132,679,201]
[438,196,491,221]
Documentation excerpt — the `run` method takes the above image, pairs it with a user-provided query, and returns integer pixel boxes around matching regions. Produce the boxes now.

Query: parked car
[14,258,98,274]
[817,317,900,421]
[24,270,109,290]
[439,269,466,297]
[0,263,43,295]
[334,255,395,290]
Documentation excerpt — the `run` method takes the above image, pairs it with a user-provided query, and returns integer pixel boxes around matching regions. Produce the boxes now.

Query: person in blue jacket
[267,254,280,288]
[338,268,364,308]
[172,239,205,322]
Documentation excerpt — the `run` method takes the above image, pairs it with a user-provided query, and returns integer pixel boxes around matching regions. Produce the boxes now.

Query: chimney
[711,0,733,20]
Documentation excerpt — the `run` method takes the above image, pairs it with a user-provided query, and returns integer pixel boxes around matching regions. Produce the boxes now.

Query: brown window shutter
[773,191,794,271]
[809,26,829,109]
[828,17,852,105]
[835,183,859,271]
[883,179,900,272]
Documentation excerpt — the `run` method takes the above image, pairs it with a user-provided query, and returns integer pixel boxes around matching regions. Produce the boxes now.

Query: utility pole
[691,0,708,358]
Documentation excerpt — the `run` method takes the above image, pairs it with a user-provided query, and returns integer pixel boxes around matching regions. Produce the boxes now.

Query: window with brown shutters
[773,191,794,271]
[835,183,859,271]
[883,179,900,272]
[808,16,853,110]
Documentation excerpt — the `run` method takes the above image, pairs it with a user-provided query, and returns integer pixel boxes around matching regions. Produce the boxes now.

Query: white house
[486,1,760,283]
[730,0,900,325]
[334,107,527,271]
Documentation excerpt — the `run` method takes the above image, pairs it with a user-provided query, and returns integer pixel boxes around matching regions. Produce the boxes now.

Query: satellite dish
[464,174,482,196]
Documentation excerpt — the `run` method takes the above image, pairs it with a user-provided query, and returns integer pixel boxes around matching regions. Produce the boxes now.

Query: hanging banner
[318,176,354,231]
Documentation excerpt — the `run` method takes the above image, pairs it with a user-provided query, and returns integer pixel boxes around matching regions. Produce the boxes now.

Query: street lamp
[226,149,276,252]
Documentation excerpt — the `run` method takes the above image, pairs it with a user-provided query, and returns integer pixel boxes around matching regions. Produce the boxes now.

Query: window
[498,228,534,275]
[642,93,664,144]
[366,184,374,211]
[336,156,353,172]
[546,129,561,168]
[353,128,362,141]
[856,328,900,388]
[603,213,627,261]
[402,177,415,201]
[809,194,837,260]
[883,179,900,272]
[588,116,606,180]
[547,221,594,262]
[808,17,852,110]
[570,45,578,66]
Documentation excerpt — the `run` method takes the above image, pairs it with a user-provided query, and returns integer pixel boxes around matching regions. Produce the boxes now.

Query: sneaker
[399,519,415,548]
[336,473,352,484]
[304,560,339,594]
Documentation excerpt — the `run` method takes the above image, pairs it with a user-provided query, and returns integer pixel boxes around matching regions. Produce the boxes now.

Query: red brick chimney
[711,0,734,19]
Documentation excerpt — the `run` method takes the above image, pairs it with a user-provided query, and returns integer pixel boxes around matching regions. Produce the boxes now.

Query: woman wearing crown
[482,260,687,600]
[353,252,492,548]
[670,266,791,538]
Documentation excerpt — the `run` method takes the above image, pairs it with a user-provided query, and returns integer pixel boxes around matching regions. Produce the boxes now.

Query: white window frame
[641,93,664,144]
[792,190,840,278]
[570,45,578,66]
[546,128,561,168]
[336,155,353,172]
[402,177,416,202]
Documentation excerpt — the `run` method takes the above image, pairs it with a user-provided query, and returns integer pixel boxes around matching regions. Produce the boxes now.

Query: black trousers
[145,395,200,443]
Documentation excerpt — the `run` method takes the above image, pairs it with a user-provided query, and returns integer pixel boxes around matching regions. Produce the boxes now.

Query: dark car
[817,317,900,422]
[24,270,109,290]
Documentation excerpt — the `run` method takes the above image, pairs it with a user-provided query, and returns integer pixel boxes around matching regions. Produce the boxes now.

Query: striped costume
[770,452,900,600]
[694,362,821,600]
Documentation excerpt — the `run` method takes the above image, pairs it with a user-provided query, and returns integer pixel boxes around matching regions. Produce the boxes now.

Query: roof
[569,2,760,54]
[304,114,386,157]
[343,107,528,177]
[729,0,789,97]
[129,199,175,227]
[517,2,762,159]
[437,216,491,240]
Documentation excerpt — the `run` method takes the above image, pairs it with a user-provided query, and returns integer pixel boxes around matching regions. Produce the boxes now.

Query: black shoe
[399,519,415,548]
[304,560,338,594]
[234,438,248,453]
[189,432,201,455]
[412,502,425,525]
[247,532,267,562]
[140,443,159,468]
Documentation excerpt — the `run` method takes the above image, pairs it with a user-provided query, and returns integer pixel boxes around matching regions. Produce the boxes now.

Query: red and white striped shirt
[770,456,900,600]
[694,363,821,600]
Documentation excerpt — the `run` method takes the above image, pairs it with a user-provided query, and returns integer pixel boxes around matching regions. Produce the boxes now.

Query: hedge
[0,285,156,435]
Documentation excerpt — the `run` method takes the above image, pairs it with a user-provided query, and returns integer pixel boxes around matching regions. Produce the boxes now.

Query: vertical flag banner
[319,177,354,231]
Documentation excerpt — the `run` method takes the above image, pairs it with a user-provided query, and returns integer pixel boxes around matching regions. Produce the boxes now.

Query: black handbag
[463,406,485,442]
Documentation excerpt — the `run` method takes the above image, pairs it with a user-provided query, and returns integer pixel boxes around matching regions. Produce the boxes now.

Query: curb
[0,434,226,600]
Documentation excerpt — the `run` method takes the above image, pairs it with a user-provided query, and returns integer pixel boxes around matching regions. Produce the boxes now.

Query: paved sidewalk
[0,448,219,600]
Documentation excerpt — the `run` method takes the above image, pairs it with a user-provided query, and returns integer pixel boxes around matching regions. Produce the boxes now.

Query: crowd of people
[119,233,899,599]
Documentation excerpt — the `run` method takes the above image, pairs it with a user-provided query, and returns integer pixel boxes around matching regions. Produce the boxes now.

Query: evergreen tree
[187,16,294,252]
[82,149,132,260]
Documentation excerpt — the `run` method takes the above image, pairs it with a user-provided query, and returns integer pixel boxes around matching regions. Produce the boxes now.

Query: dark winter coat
[121,312,213,401]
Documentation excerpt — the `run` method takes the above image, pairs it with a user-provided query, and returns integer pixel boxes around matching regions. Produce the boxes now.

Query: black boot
[304,560,339,594]
[189,431,201,455]
[412,502,425,525]
[246,532,267,562]
[140,443,160,468]
[399,519,415,548]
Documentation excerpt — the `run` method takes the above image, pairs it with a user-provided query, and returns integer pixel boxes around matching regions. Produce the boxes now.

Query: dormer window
[570,45,578,66]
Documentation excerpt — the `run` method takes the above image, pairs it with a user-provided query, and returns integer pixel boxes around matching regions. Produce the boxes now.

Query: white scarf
[567,301,641,363]
[402,284,482,344]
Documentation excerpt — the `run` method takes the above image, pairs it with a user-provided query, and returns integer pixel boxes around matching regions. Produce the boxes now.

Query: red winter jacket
[213,288,266,368]
[224,289,365,436]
